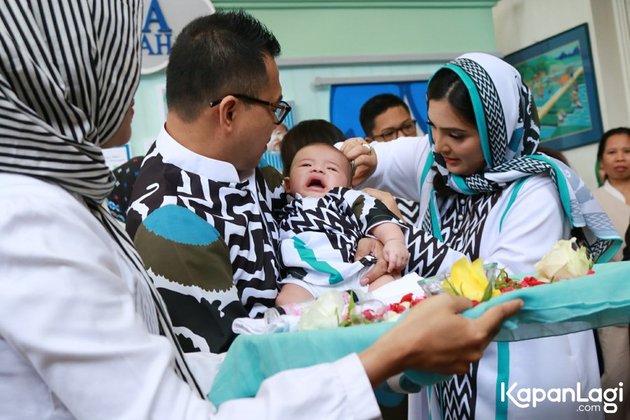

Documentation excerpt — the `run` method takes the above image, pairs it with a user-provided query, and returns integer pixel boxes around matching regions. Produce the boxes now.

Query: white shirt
[363,137,601,419]
[602,180,627,204]
[0,173,380,420]
[364,136,571,273]
[593,181,630,261]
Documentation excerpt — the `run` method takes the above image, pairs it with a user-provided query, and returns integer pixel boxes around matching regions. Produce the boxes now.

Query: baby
[276,142,409,306]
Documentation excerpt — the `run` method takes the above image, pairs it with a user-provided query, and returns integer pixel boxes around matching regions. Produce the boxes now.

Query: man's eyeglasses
[209,94,292,125]
[371,119,418,142]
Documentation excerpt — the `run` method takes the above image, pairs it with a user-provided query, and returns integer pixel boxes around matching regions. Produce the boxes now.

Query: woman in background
[593,127,630,259]
[592,127,630,420]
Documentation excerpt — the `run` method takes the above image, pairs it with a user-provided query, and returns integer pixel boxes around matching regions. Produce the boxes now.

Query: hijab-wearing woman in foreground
[345,52,621,419]
[0,4,524,419]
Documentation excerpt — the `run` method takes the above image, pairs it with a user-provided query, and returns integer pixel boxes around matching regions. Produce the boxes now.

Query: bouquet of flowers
[289,238,594,331]
[296,237,594,331]
[297,289,426,331]
[425,237,593,305]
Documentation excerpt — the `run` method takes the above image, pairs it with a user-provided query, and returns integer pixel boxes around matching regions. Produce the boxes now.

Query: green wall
[129,0,498,156]
[241,8,496,57]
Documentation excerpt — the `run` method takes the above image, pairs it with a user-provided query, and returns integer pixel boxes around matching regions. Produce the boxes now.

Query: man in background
[359,93,422,225]
[360,93,418,142]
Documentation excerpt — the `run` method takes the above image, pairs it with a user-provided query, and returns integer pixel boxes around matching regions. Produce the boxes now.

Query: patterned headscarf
[425,53,620,262]
[0,0,201,395]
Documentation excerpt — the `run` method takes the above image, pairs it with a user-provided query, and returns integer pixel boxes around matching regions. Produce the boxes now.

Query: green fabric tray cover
[208,261,630,406]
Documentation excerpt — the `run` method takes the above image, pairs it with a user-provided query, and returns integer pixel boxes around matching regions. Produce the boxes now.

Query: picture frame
[504,24,603,150]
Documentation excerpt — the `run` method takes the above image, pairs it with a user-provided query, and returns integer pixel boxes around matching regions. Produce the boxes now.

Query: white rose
[534,238,591,282]
[298,291,346,331]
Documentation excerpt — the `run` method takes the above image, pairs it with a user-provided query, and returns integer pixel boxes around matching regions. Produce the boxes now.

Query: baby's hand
[382,239,410,273]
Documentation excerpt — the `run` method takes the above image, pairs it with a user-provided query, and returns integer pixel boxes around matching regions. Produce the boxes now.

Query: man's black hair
[166,10,281,121]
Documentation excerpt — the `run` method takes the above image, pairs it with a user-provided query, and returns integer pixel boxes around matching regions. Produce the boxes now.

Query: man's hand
[359,294,523,386]
[355,238,387,286]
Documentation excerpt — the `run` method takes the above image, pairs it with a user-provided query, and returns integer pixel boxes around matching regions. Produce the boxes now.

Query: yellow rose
[534,238,592,282]
[442,258,500,302]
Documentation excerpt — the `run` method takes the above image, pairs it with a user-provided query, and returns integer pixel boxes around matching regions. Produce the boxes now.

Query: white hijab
[0,0,202,396]
[424,53,621,262]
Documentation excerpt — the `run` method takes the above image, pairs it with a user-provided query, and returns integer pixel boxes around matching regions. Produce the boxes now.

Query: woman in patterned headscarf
[345,52,621,419]
[0,1,211,417]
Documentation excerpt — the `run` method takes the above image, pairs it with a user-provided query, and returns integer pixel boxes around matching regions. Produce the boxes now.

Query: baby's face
[286,143,351,197]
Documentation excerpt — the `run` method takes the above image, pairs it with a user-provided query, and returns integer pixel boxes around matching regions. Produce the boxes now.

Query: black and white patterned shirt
[278,187,399,288]
[127,128,286,353]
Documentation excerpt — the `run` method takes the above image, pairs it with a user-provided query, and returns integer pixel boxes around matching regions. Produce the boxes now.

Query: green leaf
[443,277,461,297]
[339,291,356,327]
[481,281,494,302]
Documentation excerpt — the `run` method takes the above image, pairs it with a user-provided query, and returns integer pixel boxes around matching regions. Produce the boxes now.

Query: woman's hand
[340,137,377,186]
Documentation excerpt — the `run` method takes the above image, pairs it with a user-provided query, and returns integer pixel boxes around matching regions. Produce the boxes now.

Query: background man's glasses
[209,94,291,125]
[371,119,418,141]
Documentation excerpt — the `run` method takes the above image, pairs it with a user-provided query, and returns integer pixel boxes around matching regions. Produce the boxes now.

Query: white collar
[603,180,627,203]
[155,125,255,183]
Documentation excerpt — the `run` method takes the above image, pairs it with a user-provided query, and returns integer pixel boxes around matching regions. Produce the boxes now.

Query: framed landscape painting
[504,24,603,150]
